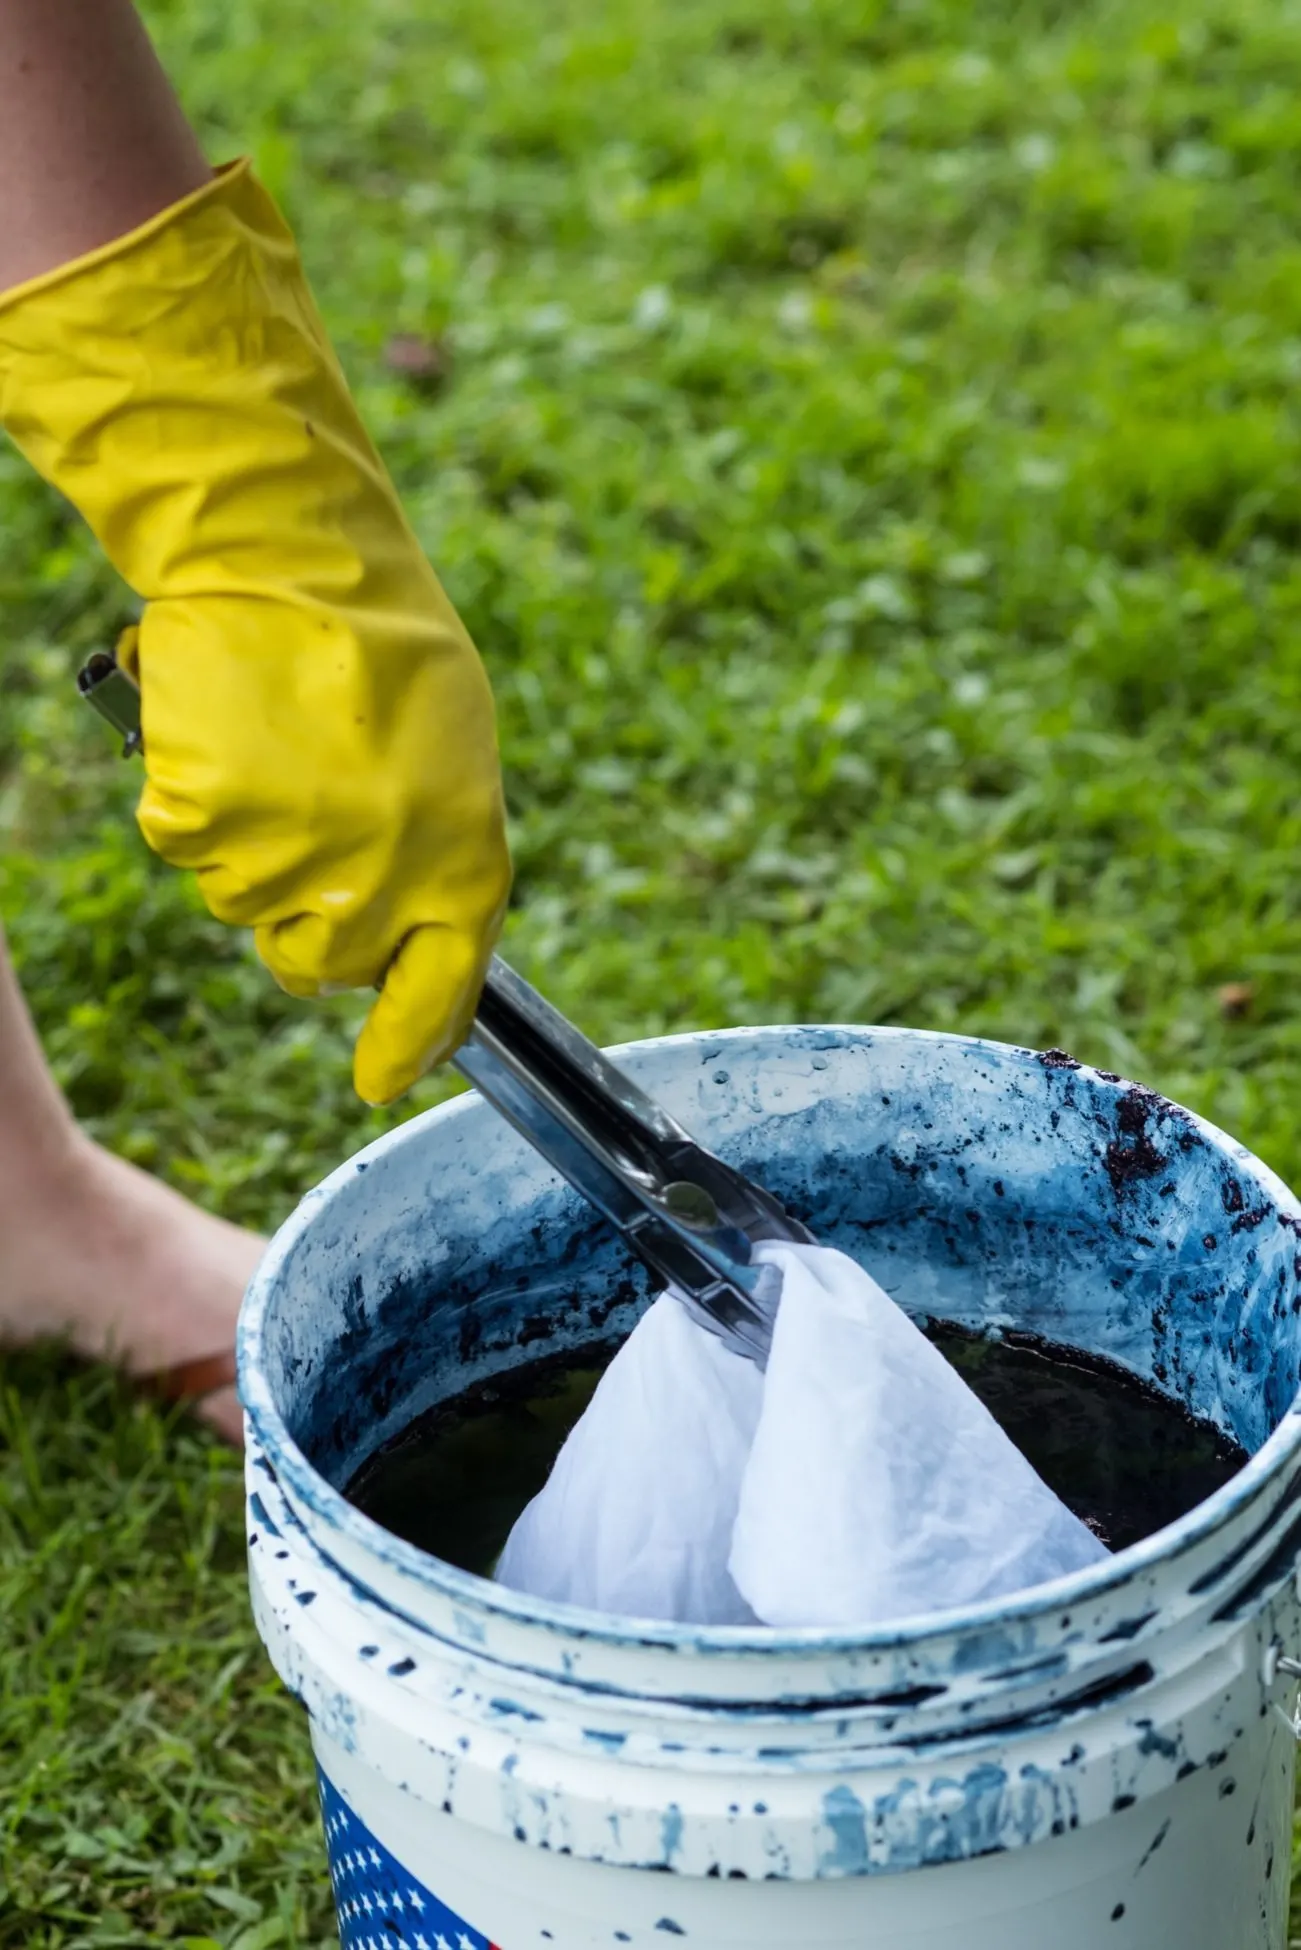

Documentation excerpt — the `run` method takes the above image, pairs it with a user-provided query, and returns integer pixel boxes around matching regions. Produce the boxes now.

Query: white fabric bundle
[496,1243,1109,1628]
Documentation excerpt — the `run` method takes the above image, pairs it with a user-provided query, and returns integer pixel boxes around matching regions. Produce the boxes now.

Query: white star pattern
[317,1772,493,1950]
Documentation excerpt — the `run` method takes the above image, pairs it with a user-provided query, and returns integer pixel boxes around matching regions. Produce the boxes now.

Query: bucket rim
[237,1021,1301,1656]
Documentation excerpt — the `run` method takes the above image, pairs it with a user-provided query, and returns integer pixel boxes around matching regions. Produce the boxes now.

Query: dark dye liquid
[345,1325,1248,1581]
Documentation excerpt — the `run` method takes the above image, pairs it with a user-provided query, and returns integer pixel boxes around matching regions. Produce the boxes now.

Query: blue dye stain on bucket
[240,1027,1301,1948]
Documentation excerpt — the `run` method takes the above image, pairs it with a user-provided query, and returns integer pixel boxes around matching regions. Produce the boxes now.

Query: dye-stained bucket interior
[262,1027,1301,1524]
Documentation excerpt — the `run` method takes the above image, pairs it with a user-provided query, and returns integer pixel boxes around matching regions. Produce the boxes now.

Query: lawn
[4,0,1301,1939]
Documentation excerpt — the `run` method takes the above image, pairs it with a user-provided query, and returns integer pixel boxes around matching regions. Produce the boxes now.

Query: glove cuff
[0,159,252,321]
[0,156,399,608]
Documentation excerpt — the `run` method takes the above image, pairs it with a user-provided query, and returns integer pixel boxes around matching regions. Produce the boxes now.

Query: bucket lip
[238,1022,1301,1658]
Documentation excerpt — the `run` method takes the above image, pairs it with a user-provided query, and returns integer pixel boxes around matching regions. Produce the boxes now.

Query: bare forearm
[0,0,209,293]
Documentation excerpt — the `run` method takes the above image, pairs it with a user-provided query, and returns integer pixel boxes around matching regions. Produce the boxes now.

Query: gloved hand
[0,159,510,1104]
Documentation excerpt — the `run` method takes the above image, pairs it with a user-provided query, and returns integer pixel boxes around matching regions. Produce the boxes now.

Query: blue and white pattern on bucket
[318,1769,496,1950]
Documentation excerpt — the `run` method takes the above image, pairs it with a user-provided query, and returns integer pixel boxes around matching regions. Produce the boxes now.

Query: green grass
[5,0,1301,1938]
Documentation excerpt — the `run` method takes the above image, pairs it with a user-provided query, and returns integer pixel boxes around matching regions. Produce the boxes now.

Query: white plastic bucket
[239,1027,1301,1947]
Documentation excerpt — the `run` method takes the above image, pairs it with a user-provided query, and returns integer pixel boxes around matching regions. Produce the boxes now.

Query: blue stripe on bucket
[317,1767,500,1950]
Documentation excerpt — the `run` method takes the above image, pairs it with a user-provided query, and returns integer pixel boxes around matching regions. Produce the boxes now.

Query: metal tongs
[79,648,811,1366]
[455,958,813,1366]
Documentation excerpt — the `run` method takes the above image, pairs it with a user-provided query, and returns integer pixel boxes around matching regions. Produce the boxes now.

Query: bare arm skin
[0,0,209,293]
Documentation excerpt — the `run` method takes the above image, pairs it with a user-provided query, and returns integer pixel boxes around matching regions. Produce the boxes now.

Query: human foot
[0,1130,263,1444]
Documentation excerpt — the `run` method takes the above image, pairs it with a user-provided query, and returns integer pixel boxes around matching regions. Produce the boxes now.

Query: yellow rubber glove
[0,160,510,1104]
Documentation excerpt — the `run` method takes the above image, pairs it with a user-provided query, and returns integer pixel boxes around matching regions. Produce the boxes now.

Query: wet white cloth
[496,1242,1110,1628]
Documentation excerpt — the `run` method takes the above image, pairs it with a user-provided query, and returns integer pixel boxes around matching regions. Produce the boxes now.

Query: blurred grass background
[5,0,1301,1939]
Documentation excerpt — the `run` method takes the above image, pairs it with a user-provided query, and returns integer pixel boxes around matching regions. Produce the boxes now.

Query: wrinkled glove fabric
[0,161,510,1103]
